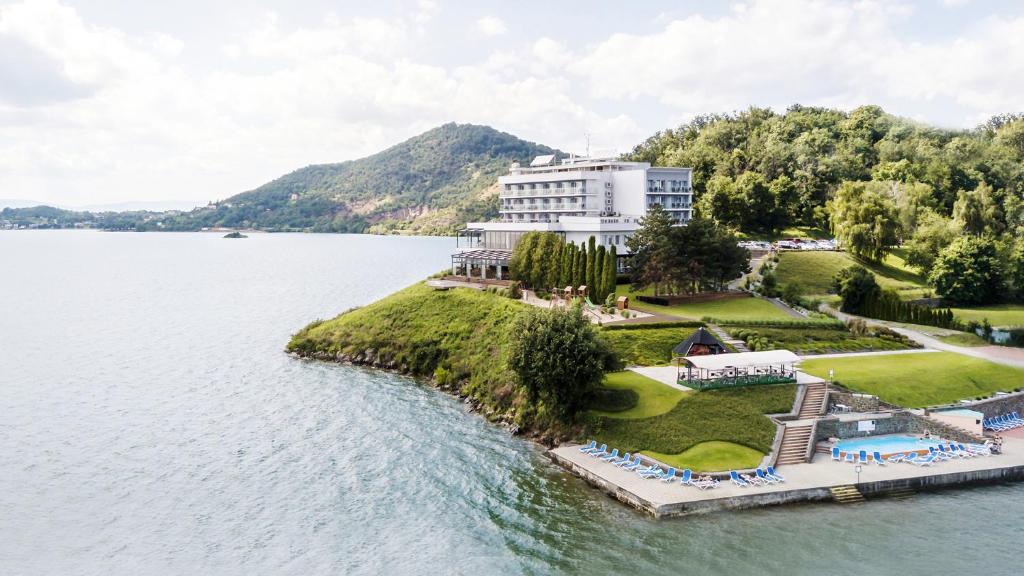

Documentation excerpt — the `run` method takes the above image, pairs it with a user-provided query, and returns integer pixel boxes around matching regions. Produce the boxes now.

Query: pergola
[677,350,800,390]
[451,249,512,280]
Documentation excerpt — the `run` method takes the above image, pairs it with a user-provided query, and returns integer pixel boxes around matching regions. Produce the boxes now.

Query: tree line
[628,105,1024,306]
[508,232,618,303]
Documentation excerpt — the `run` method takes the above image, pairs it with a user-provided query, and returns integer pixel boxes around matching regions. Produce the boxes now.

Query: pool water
[837,434,943,456]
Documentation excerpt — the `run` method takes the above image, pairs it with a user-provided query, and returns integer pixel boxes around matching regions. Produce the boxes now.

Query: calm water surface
[1,230,1022,575]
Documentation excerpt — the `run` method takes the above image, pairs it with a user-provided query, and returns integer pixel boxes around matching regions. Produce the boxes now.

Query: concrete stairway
[830,485,865,504]
[707,324,749,352]
[798,382,827,419]
[885,487,915,500]
[776,424,814,465]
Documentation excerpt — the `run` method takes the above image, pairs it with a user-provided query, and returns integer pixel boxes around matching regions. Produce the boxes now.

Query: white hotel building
[453,155,693,279]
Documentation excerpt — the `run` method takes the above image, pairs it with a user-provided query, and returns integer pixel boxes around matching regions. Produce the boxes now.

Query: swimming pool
[836,434,943,456]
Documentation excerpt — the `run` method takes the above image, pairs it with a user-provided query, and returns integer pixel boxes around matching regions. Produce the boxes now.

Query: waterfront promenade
[550,437,1024,518]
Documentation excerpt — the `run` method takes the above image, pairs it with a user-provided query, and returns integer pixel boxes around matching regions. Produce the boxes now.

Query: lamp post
[854,464,862,484]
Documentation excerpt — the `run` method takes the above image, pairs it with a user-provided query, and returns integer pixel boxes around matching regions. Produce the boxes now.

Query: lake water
[2,230,1022,575]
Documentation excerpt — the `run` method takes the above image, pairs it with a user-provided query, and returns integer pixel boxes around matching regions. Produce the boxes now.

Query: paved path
[823,305,1024,369]
[627,366,693,391]
[765,296,805,319]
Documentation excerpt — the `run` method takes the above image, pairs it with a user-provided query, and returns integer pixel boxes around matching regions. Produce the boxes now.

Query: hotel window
[615,235,620,244]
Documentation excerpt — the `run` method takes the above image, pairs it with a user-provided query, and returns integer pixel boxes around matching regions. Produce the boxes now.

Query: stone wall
[814,411,983,444]
[828,391,880,413]
[936,390,1024,419]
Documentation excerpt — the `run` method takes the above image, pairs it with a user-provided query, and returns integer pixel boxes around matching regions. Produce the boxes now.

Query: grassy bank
[586,372,795,472]
[951,304,1024,328]
[725,323,918,355]
[774,250,927,298]
[616,284,794,321]
[599,326,697,366]
[288,282,535,426]
[800,352,1024,407]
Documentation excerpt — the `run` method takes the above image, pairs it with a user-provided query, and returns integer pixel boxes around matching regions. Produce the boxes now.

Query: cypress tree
[577,245,587,290]
[586,236,597,296]
[594,245,606,300]
[604,246,617,303]
[559,244,572,287]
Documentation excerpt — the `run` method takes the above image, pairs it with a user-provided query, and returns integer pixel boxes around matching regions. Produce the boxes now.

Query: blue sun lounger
[903,452,919,464]
[844,452,855,463]
[730,470,748,487]
[679,468,693,486]
[886,452,908,464]
[859,450,869,464]
[767,466,785,482]
[756,468,778,484]
[660,468,677,483]
[578,440,596,453]
[872,451,886,466]
[611,452,630,466]
[832,447,841,462]
[590,444,608,458]
[913,453,938,466]
[600,448,619,462]
[639,466,664,480]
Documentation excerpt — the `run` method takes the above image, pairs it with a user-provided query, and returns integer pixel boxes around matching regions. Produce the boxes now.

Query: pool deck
[550,437,1024,518]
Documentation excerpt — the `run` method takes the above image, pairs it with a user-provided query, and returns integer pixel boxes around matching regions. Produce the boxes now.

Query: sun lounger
[859,450,869,464]
[578,440,596,453]
[962,443,988,456]
[622,455,643,470]
[600,448,619,462]
[590,444,608,458]
[730,471,748,487]
[695,476,720,490]
[679,469,693,486]
[844,452,855,463]
[742,473,765,486]
[913,453,938,466]
[929,447,952,461]
[831,447,841,462]
[886,452,908,464]
[660,468,677,483]
[756,468,779,484]
[639,467,665,480]
[611,452,630,466]
[872,451,886,466]
[903,452,919,464]
[767,466,785,482]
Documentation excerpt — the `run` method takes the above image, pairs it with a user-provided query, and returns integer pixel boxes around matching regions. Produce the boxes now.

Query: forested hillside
[628,105,1024,304]
[142,123,559,234]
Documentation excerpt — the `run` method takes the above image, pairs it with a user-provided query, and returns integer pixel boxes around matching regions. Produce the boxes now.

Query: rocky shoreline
[289,348,570,444]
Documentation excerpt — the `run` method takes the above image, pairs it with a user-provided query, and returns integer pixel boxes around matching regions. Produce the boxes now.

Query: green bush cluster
[599,326,697,366]
[726,324,917,355]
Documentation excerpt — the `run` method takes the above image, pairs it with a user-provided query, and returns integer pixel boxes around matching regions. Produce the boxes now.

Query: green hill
[142,123,560,234]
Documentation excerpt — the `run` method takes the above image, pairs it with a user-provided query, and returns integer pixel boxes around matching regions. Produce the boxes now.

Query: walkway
[627,366,693,391]
[707,323,749,352]
[766,297,805,319]
[823,305,1024,369]
[551,436,1024,517]
[798,349,938,360]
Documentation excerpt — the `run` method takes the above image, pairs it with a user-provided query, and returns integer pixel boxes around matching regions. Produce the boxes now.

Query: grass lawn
[644,441,764,472]
[800,352,1024,408]
[938,332,990,347]
[600,326,696,366]
[775,250,927,298]
[736,226,830,241]
[616,284,794,322]
[951,304,1024,328]
[587,381,795,471]
[591,371,686,418]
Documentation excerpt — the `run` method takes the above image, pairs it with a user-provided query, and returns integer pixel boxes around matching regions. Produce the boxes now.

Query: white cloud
[475,15,507,37]
[1,0,1023,205]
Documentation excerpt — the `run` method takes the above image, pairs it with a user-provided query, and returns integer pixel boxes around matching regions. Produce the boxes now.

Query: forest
[627,105,1024,304]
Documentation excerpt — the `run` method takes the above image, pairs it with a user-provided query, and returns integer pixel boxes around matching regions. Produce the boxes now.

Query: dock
[549,437,1024,518]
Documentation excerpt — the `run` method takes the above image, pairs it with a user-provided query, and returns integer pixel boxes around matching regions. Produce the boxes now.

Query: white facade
[465,156,693,254]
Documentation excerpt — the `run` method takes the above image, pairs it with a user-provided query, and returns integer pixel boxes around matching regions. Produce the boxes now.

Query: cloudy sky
[2,0,1023,207]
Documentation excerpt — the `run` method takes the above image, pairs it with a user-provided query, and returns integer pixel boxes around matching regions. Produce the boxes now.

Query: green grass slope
[774,250,927,298]
[951,304,1024,328]
[288,283,532,422]
[800,352,1024,407]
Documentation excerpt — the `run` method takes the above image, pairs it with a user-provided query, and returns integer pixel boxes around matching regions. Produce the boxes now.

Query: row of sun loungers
[578,440,785,490]
[830,442,993,467]
[984,412,1024,432]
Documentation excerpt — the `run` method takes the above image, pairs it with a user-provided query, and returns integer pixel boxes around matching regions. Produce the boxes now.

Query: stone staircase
[707,323,749,352]
[776,424,814,465]
[799,382,828,419]
[830,485,865,504]
[885,487,915,500]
